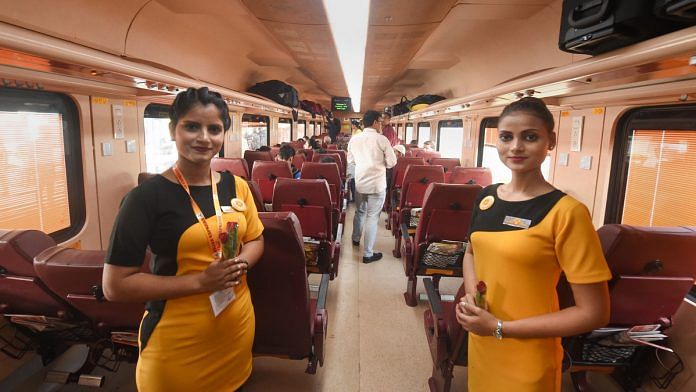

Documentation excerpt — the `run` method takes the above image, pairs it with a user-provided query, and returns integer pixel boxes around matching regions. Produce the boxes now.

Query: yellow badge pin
[230,198,247,212]
[479,195,495,210]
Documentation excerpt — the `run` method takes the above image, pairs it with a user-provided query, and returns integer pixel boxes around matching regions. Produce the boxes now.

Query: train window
[242,114,269,153]
[606,105,696,227]
[297,120,307,139]
[316,122,321,136]
[397,124,403,141]
[143,104,176,173]
[0,88,84,241]
[278,118,292,143]
[437,119,464,159]
[417,122,430,146]
[477,117,551,183]
[405,122,414,144]
[309,121,315,137]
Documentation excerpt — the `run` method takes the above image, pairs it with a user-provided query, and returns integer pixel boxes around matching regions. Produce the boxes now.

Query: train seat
[272,179,341,279]
[561,225,696,391]
[312,153,345,180]
[243,150,273,174]
[385,157,425,229]
[300,148,314,162]
[325,149,347,177]
[419,151,441,164]
[300,162,346,221]
[402,183,480,306]
[406,148,424,158]
[247,212,329,374]
[430,158,460,181]
[251,161,293,204]
[448,167,492,187]
[246,180,266,212]
[0,230,74,319]
[270,146,280,159]
[292,154,306,171]
[390,165,445,258]
[422,279,468,392]
[211,157,250,179]
[33,247,148,333]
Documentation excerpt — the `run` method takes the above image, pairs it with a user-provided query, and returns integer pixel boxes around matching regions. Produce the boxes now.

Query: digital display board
[332,96,352,112]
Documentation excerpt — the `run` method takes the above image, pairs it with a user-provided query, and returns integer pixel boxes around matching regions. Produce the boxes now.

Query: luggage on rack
[407,94,446,111]
[248,80,300,108]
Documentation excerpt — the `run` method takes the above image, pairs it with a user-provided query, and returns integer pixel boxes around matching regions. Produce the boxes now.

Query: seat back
[300,162,343,207]
[448,167,492,186]
[419,150,441,164]
[447,283,469,366]
[399,165,445,209]
[34,247,147,330]
[251,161,293,203]
[247,212,312,357]
[406,148,424,158]
[391,157,425,189]
[211,157,250,179]
[243,150,273,173]
[292,154,306,171]
[246,180,266,212]
[0,230,73,318]
[325,149,347,176]
[312,153,345,179]
[430,158,460,173]
[414,184,481,261]
[137,172,157,184]
[272,179,333,240]
[270,146,280,159]
[599,225,696,325]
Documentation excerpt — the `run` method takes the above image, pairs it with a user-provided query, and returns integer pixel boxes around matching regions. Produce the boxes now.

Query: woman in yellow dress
[102,87,264,391]
[455,97,611,391]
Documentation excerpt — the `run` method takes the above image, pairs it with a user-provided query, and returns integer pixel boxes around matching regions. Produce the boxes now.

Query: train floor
[1,203,623,391]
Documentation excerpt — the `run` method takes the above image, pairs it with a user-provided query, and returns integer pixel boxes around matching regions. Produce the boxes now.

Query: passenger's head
[319,156,336,164]
[351,120,360,130]
[169,87,230,164]
[363,110,381,128]
[303,136,310,141]
[409,139,418,146]
[258,145,271,152]
[423,141,433,150]
[496,97,556,173]
[381,112,392,123]
[323,136,332,145]
[393,145,406,157]
[277,144,295,162]
[309,138,321,149]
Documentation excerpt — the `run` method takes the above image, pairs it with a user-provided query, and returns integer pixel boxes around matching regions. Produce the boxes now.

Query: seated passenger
[277,144,301,179]
[393,145,405,158]
[258,145,271,152]
[423,141,434,151]
[409,139,418,146]
[296,138,307,149]
[319,156,336,164]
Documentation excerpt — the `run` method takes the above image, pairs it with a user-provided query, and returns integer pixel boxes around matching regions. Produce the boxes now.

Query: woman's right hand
[197,258,244,292]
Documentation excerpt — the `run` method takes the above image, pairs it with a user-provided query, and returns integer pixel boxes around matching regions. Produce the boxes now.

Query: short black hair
[499,97,555,133]
[319,156,336,163]
[170,87,231,131]
[258,145,271,152]
[363,110,381,127]
[279,144,295,160]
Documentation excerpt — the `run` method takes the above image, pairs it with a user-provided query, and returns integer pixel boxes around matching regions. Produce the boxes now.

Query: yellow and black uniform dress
[106,172,263,391]
[467,184,611,392]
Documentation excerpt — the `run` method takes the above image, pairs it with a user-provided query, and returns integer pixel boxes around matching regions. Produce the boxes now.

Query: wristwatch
[493,320,504,340]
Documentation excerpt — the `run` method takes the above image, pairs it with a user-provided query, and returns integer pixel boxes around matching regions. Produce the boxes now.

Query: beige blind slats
[0,111,70,233]
[622,130,696,226]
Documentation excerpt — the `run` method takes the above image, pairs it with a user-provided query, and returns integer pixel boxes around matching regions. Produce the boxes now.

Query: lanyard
[172,165,223,259]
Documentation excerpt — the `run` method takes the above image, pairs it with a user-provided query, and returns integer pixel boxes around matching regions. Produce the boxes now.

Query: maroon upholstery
[251,161,293,203]
[300,162,343,209]
[270,146,280,159]
[419,150,441,164]
[34,247,148,331]
[430,158,460,172]
[272,179,340,278]
[391,157,425,189]
[312,153,345,179]
[325,149,347,177]
[300,149,314,162]
[246,180,266,212]
[406,148,424,158]
[137,172,157,185]
[561,225,696,390]
[403,183,481,306]
[243,150,273,174]
[247,212,328,373]
[448,167,492,187]
[292,155,306,171]
[211,157,250,179]
[0,230,74,318]
[391,165,445,258]
[423,280,468,392]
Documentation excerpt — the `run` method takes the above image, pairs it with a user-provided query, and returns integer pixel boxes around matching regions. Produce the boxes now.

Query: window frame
[477,117,499,167]
[436,119,464,153]
[241,113,270,152]
[0,87,84,242]
[417,121,430,144]
[279,117,293,143]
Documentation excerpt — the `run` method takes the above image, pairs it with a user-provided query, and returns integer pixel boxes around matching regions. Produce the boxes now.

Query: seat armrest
[316,274,330,311]
[424,278,443,317]
[335,223,343,245]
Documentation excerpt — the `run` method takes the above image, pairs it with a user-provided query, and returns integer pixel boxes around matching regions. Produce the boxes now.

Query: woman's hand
[197,257,247,292]
[455,294,498,337]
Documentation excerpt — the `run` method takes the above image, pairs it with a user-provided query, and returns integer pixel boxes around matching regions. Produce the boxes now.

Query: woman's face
[496,112,555,174]
[170,103,225,166]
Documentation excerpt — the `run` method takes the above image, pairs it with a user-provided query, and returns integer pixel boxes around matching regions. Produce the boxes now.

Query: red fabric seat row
[211,157,250,179]
[251,161,293,204]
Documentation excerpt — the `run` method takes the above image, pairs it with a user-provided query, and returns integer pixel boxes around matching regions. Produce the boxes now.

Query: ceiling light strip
[322,0,370,113]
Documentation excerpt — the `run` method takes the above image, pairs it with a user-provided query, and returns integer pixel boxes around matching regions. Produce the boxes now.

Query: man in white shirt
[347,110,397,263]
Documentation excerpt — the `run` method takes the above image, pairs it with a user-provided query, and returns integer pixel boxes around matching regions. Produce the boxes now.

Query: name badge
[503,215,531,229]
[209,288,236,317]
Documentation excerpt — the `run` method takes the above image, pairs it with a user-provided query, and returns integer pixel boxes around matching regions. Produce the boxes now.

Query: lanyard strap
[172,165,223,259]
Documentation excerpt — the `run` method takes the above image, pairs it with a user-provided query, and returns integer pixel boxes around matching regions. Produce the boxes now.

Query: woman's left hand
[455,296,499,337]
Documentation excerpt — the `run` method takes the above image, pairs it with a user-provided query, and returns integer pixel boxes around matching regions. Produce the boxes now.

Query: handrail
[0,22,303,114]
[401,26,696,118]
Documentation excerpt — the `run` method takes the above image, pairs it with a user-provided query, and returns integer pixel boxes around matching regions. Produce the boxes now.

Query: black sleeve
[105,185,155,267]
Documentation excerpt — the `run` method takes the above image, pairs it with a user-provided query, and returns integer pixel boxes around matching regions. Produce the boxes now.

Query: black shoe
[362,253,382,263]
[352,240,360,246]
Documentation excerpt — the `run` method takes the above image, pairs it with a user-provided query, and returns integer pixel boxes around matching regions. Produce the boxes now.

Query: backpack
[247,80,300,109]
[407,94,446,111]
[392,96,411,116]
[301,100,324,118]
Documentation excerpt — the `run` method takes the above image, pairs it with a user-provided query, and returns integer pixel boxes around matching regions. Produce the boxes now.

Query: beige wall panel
[552,108,606,216]
[0,0,147,55]
[91,97,140,249]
